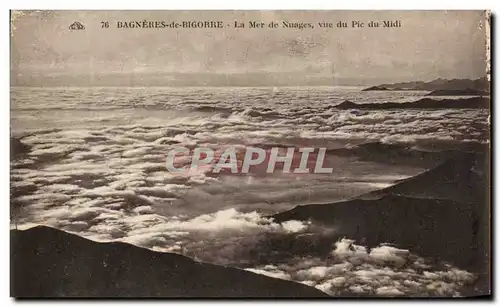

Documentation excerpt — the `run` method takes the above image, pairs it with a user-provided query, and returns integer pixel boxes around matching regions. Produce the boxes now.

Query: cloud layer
[245,239,476,297]
[11,86,487,297]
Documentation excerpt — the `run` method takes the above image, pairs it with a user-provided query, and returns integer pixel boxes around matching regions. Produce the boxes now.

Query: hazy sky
[11,10,488,86]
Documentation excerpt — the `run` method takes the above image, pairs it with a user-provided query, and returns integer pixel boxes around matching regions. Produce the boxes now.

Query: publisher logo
[69,21,85,30]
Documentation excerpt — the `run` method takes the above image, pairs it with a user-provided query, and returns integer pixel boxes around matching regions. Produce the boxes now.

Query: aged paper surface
[10,10,490,298]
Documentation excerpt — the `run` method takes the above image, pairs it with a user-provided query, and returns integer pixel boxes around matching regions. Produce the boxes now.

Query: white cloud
[245,268,291,280]
[376,286,405,296]
[246,238,476,297]
[278,220,310,233]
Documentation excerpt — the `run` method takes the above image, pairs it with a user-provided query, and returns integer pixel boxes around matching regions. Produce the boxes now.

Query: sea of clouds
[11,87,487,296]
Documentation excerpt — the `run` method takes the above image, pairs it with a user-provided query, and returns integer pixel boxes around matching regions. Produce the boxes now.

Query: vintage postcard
[10,10,491,298]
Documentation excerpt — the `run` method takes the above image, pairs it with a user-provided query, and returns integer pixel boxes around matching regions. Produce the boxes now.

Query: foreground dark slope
[11,226,328,298]
[273,153,490,276]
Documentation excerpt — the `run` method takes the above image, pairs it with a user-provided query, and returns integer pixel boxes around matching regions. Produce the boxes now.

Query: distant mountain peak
[362,77,489,92]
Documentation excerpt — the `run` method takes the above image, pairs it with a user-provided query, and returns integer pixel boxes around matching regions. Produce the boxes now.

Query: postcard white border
[3,0,498,306]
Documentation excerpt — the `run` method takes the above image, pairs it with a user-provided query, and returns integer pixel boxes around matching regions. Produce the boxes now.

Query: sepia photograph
[10,10,491,298]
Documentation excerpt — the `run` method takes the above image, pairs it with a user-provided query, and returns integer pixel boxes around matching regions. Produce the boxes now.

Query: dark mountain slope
[333,97,489,110]
[366,152,488,203]
[363,77,489,92]
[272,153,490,274]
[426,89,490,96]
[10,137,30,160]
[328,142,454,168]
[11,226,328,298]
[273,195,483,269]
